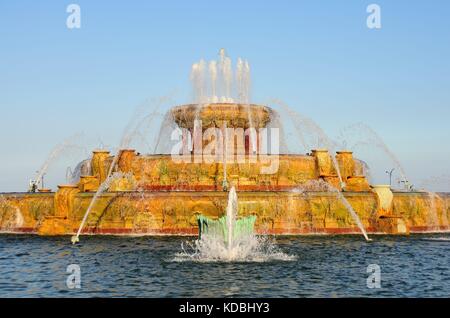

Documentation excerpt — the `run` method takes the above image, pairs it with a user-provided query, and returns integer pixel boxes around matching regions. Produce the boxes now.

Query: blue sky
[0,0,449,192]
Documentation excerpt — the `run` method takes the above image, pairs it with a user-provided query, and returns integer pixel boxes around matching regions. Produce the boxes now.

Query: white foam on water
[421,237,450,241]
[173,234,296,263]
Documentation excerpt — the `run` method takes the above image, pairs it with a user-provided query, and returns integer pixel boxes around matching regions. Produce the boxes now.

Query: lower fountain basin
[1,190,449,236]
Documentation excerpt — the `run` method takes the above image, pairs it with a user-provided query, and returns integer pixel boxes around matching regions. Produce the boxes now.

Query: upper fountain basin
[171,103,273,130]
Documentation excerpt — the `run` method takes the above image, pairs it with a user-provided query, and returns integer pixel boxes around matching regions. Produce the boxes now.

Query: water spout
[226,186,238,250]
[190,49,251,104]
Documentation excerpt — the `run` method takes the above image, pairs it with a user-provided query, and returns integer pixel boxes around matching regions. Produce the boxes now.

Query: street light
[385,168,395,187]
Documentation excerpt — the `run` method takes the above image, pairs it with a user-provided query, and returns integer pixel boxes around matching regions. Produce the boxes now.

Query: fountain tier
[0,103,449,236]
[171,103,272,129]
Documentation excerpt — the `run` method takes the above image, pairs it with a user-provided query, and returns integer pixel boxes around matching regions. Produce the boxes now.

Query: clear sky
[1,0,449,192]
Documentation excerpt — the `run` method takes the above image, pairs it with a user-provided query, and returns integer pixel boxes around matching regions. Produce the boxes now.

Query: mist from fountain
[269,99,344,185]
[153,111,180,154]
[265,99,371,240]
[337,122,409,187]
[34,133,86,190]
[71,97,173,244]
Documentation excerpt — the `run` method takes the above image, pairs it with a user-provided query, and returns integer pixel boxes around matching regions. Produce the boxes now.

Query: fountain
[0,50,449,239]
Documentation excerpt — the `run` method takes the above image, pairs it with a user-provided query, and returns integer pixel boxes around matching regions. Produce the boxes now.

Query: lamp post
[385,168,395,187]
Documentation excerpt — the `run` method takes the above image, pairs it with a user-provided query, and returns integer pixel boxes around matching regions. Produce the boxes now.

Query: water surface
[0,234,449,297]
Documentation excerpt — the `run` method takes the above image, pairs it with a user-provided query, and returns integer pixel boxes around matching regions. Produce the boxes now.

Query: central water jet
[197,187,257,251]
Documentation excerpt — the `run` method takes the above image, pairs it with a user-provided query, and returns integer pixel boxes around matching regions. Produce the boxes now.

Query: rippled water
[0,234,449,297]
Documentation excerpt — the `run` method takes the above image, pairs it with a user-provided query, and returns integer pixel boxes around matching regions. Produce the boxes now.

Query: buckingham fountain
[0,50,449,241]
